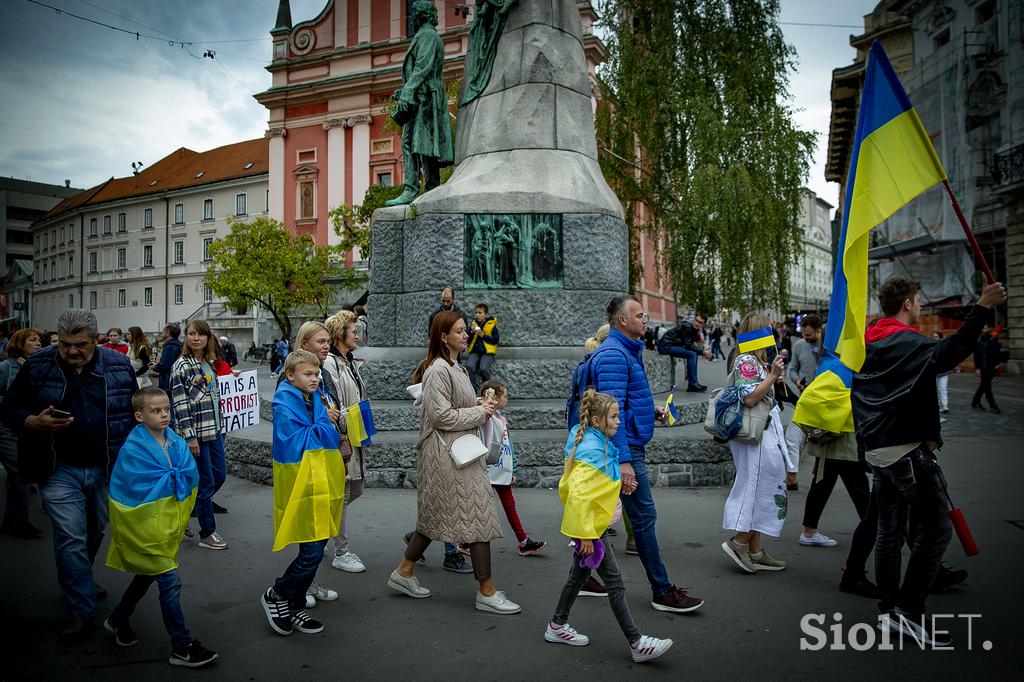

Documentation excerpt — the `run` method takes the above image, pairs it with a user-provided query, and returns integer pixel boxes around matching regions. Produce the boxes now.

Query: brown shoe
[579,576,608,597]
[749,548,786,571]
[721,538,756,573]
[651,586,704,613]
[58,616,95,646]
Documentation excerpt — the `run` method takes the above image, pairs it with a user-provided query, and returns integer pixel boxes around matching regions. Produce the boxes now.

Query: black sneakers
[839,572,881,599]
[290,611,325,634]
[518,538,547,556]
[931,563,968,594]
[261,588,293,636]
[443,553,474,574]
[169,640,218,668]
[103,616,139,647]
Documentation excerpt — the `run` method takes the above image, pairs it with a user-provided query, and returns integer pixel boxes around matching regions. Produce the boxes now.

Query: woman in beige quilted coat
[388,310,521,614]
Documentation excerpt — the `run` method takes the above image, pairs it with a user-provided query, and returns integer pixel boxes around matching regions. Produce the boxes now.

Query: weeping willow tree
[595,0,815,314]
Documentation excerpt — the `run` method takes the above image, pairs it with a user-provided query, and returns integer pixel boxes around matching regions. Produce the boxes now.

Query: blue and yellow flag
[795,40,946,434]
[664,387,681,426]
[559,426,622,539]
[272,381,345,552]
[738,327,776,354]
[107,425,199,576]
[345,399,377,447]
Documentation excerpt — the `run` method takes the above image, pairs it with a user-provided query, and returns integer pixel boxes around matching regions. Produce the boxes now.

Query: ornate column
[347,114,373,262]
[324,118,347,247]
[265,127,287,223]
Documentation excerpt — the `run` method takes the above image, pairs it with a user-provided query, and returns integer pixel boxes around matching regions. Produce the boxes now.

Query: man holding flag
[855,277,1003,644]
[793,40,1007,644]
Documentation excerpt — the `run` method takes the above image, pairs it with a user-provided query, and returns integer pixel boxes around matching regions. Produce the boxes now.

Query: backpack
[565,346,630,431]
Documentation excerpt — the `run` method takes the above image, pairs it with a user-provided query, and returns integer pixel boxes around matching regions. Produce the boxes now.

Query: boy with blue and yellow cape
[104,386,217,668]
[260,349,345,638]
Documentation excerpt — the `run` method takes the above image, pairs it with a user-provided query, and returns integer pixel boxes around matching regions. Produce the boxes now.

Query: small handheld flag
[738,327,775,354]
[345,400,377,447]
[664,387,681,426]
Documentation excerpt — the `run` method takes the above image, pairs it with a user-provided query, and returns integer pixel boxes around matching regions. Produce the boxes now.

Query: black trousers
[972,370,998,408]
[802,458,870,529]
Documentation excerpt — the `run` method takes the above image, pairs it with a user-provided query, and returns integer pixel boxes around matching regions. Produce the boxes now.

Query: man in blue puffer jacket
[590,295,704,614]
[1,309,136,644]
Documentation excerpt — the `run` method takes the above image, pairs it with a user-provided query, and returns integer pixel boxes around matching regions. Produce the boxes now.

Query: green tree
[596,0,815,314]
[204,217,359,341]
[328,183,404,261]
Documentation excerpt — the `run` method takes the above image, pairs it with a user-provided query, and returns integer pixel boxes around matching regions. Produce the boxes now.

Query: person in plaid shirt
[171,320,228,551]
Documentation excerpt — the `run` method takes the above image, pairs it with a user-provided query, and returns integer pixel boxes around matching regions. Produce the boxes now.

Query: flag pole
[942,179,995,284]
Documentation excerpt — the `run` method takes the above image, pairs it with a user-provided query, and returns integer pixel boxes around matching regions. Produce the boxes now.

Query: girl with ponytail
[545,389,673,663]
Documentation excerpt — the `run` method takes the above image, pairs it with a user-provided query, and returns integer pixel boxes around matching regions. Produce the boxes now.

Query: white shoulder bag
[436,431,488,468]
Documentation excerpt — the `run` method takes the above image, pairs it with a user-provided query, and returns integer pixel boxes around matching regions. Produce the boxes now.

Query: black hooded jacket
[852,304,992,453]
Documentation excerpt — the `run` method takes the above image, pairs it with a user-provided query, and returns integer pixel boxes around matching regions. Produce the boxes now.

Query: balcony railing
[990,142,1024,192]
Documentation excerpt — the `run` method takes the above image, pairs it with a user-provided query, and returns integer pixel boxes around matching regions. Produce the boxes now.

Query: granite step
[259,395,710,431]
[225,419,730,490]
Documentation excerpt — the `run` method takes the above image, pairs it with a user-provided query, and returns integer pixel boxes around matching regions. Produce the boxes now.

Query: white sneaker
[475,590,521,615]
[630,635,673,662]
[307,582,338,601]
[544,622,589,646]
[331,552,366,573]
[799,531,838,547]
[305,594,316,609]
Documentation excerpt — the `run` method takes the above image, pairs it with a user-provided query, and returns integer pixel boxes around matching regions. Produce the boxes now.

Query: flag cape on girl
[558,426,621,540]
[271,380,345,552]
[106,427,199,575]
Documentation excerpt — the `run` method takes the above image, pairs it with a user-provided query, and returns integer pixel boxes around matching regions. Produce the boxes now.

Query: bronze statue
[385,0,454,207]
[461,0,517,107]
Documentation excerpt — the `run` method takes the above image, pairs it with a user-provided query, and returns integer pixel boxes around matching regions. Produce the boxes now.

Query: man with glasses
[588,295,705,614]
[656,313,713,392]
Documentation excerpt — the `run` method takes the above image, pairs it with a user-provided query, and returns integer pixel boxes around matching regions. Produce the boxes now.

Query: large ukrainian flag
[107,427,199,575]
[794,40,947,434]
[272,381,346,552]
[559,426,622,540]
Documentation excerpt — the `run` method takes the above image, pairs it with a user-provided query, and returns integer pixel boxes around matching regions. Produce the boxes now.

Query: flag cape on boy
[271,380,345,552]
[107,427,199,575]
[794,40,946,435]
[558,426,621,540]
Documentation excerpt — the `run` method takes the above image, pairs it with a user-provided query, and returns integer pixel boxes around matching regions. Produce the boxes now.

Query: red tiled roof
[38,138,267,223]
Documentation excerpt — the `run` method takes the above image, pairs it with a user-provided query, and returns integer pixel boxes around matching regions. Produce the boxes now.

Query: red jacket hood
[865,318,921,344]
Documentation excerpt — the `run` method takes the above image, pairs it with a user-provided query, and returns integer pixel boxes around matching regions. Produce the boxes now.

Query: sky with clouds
[0,0,877,211]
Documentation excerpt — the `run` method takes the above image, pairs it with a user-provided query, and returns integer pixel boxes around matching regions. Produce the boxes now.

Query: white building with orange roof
[30,140,268,344]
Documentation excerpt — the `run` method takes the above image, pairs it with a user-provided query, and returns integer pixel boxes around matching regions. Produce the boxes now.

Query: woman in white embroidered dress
[720,312,790,574]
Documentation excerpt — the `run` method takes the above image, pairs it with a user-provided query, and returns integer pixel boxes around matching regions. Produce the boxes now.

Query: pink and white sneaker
[630,635,673,662]
[544,622,590,646]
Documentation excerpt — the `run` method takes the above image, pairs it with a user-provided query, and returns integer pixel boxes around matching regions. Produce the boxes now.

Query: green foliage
[204,217,359,340]
[595,0,815,315]
[328,184,404,262]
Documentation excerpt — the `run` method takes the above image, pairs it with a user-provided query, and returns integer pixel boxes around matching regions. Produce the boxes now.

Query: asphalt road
[2,372,1021,681]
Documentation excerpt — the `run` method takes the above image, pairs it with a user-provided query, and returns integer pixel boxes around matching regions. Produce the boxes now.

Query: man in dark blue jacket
[971,324,1001,413]
[590,295,704,614]
[1,309,136,645]
[155,323,182,400]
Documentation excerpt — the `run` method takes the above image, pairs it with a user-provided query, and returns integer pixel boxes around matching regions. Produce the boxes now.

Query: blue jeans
[273,539,328,611]
[657,341,700,387]
[111,569,192,649]
[619,453,672,597]
[39,465,109,618]
[195,435,227,538]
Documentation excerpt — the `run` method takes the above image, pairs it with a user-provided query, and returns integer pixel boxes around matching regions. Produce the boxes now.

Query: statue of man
[385,0,453,207]
[461,0,517,107]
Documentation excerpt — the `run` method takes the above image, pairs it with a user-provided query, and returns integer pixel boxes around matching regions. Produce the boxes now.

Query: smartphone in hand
[52,409,73,419]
